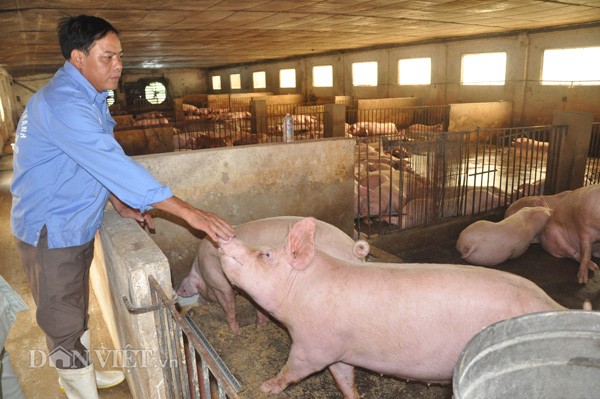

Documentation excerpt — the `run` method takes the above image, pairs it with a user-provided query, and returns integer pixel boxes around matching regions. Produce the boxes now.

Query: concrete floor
[0,154,132,399]
[394,235,600,311]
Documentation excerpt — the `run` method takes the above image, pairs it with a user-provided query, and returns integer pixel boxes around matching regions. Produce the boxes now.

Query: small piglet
[177,216,369,335]
[456,206,552,266]
[217,217,563,398]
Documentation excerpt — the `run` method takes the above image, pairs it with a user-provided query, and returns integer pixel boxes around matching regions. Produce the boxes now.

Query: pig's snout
[217,235,234,245]
[216,237,245,264]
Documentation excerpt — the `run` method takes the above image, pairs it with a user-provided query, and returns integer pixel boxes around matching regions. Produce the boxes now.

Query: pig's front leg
[259,346,327,394]
[329,362,359,399]
[578,237,599,284]
[212,289,241,335]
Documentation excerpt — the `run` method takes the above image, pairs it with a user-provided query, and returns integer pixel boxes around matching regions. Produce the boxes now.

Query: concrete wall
[114,126,176,156]
[552,111,595,193]
[91,208,173,399]
[0,68,17,154]
[448,101,513,131]
[523,26,600,126]
[121,68,209,100]
[210,24,600,124]
[6,24,600,137]
[90,139,356,398]
[135,139,356,275]
[9,72,53,118]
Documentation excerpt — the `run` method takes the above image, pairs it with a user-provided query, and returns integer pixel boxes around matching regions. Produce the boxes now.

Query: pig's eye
[262,250,273,259]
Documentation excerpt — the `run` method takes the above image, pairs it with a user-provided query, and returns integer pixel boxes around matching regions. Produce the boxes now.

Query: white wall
[210,24,600,125]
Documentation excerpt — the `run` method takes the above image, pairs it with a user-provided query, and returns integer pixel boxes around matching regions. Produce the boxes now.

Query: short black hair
[57,15,119,60]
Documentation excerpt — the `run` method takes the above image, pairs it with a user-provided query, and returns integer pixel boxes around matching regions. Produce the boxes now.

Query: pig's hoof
[577,270,589,284]
[260,380,285,394]
[228,324,242,336]
[256,320,269,329]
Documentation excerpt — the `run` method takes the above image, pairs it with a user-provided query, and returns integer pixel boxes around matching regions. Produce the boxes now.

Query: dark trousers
[15,226,94,369]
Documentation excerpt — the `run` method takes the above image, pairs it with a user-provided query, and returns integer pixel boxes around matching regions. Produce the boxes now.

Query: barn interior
[1,1,600,398]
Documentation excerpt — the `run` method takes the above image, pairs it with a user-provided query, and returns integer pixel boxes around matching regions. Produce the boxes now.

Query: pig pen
[90,139,357,399]
[91,116,598,398]
[180,223,600,399]
[354,124,565,238]
[353,109,596,240]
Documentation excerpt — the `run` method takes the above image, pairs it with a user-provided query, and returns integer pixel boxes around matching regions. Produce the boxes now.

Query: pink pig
[504,190,572,218]
[177,216,370,335]
[457,206,552,266]
[217,217,564,398]
[540,185,600,284]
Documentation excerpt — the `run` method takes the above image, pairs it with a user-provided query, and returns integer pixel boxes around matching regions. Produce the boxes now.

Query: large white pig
[177,216,369,335]
[217,217,564,398]
[457,206,552,266]
[504,190,572,218]
[351,121,399,136]
[540,185,600,284]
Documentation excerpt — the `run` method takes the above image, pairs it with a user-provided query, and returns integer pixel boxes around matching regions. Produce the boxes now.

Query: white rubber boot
[57,364,99,399]
[80,330,126,389]
[58,330,126,391]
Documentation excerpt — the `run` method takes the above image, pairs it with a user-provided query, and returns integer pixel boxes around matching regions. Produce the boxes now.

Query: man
[10,15,234,398]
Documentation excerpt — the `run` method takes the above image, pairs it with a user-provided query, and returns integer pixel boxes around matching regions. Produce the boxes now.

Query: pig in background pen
[458,184,600,284]
[174,103,325,149]
[352,124,565,237]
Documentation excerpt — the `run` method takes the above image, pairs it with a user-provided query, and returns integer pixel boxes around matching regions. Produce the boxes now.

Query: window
[253,71,266,89]
[542,47,600,86]
[461,52,506,85]
[106,89,115,106]
[313,65,333,87]
[212,75,222,91]
[352,62,378,86]
[280,69,296,88]
[144,81,167,104]
[230,73,241,90]
[398,58,431,85]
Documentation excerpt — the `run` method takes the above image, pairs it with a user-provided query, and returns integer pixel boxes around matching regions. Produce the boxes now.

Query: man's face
[71,31,123,92]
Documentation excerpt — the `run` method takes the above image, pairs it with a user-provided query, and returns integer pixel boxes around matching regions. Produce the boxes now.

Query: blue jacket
[11,61,173,248]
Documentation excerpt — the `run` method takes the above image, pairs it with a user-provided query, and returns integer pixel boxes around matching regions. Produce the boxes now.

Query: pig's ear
[284,218,316,270]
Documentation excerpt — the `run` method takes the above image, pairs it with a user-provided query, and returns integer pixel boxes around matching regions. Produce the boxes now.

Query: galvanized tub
[453,311,600,399]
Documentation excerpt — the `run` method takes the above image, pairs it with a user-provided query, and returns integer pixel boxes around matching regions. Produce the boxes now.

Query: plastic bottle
[283,113,294,142]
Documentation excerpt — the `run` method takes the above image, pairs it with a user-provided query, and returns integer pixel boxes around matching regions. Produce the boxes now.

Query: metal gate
[585,122,600,186]
[148,275,241,399]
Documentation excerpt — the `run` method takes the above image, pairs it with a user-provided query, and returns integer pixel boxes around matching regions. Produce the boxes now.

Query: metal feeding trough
[453,310,600,399]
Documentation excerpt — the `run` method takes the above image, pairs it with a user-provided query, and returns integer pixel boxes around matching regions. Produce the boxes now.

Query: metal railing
[346,105,449,130]
[585,122,600,186]
[149,276,241,399]
[354,125,567,237]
